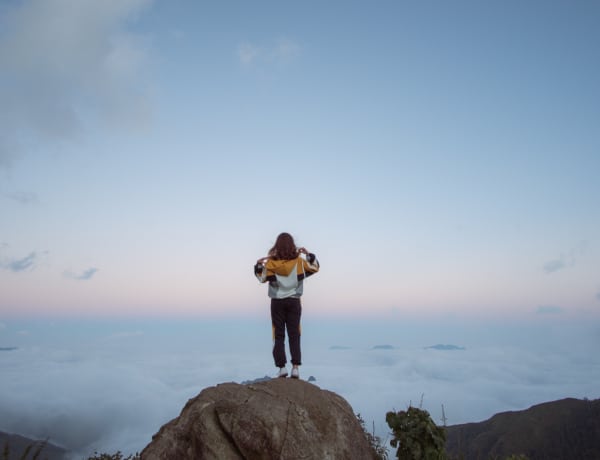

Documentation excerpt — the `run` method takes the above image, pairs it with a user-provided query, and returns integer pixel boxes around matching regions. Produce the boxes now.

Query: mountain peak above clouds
[425,344,466,351]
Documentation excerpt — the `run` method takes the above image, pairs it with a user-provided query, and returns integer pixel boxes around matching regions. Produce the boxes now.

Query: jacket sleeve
[302,253,320,275]
[254,263,268,283]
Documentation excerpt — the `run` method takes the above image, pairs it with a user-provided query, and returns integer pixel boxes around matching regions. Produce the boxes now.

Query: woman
[254,232,319,379]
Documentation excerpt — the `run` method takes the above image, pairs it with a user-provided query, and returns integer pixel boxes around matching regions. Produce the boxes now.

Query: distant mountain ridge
[425,344,465,351]
[445,397,600,460]
[0,431,67,460]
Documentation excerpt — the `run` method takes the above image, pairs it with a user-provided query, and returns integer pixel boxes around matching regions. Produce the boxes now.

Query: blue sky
[1,0,599,318]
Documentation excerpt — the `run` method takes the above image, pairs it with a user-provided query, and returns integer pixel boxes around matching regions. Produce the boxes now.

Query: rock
[141,379,374,460]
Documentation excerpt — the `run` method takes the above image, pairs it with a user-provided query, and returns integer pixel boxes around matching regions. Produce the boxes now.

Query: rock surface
[141,378,374,460]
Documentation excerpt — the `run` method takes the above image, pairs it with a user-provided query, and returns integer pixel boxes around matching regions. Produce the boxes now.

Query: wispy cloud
[3,190,39,205]
[543,257,566,274]
[543,241,588,274]
[274,38,301,60]
[0,0,154,167]
[64,268,99,281]
[238,42,261,65]
[238,38,301,66]
[536,305,564,315]
[1,252,39,272]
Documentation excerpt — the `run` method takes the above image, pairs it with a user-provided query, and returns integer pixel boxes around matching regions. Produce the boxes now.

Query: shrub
[386,406,446,460]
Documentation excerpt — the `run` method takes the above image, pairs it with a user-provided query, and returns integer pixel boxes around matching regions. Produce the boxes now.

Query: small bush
[386,406,446,460]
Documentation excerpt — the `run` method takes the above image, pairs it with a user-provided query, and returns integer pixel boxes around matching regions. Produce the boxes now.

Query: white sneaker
[291,367,300,379]
[275,367,288,378]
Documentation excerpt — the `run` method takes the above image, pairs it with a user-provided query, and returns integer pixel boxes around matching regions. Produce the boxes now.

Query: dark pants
[271,297,302,367]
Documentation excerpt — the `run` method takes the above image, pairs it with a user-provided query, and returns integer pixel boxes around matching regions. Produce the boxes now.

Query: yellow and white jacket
[254,253,319,299]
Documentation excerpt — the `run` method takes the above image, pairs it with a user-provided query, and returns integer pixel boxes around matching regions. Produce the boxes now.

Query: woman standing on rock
[254,232,320,379]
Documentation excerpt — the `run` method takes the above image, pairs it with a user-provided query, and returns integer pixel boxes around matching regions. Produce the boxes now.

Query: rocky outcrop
[141,378,375,460]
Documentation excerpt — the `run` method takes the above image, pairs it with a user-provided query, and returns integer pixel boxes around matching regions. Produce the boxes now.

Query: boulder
[141,378,374,460]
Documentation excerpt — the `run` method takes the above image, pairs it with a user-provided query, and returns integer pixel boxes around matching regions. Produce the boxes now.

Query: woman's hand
[256,256,270,264]
[298,247,309,255]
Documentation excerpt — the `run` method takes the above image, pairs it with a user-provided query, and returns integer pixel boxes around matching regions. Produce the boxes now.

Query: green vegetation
[386,406,446,460]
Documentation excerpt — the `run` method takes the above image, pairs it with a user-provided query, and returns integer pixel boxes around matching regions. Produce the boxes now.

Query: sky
[1,0,599,319]
[0,2,600,455]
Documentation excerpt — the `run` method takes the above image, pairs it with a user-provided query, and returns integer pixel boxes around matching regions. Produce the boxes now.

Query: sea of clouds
[1,315,599,458]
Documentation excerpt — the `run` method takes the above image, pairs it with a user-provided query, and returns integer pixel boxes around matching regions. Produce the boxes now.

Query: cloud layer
[0,318,598,458]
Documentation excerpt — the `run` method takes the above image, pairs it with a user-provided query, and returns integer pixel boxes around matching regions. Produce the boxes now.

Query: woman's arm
[298,248,319,273]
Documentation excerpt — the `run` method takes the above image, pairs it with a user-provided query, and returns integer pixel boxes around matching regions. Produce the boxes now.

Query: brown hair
[268,232,299,260]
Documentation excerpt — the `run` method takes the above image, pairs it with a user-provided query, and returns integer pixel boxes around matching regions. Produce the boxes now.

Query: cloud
[238,42,261,65]
[64,267,99,281]
[3,191,40,205]
[543,242,588,274]
[0,318,598,458]
[274,38,301,60]
[0,0,153,167]
[536,305,564,315]
[543,257,566,274]
[1,252,39,272]
[238,38,301,66]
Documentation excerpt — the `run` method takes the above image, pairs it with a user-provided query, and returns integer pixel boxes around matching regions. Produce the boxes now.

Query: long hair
[268,232,298,260]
